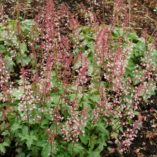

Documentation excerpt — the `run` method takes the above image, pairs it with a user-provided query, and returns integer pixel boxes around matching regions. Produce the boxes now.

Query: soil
[130,0,157,36]
[123,104,157,157]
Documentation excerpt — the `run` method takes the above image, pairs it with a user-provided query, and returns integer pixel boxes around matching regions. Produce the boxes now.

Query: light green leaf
[0,140,10,154]
[41,143,51,157]
[11,123,22,132]
[11,88,24,99]
[20,42,27,54]
[4,56,14,72]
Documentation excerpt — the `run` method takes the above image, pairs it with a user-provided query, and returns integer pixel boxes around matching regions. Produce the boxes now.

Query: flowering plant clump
[0,0,157,156]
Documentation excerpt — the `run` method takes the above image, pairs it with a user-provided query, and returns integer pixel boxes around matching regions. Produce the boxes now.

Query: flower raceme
[95,27,110,64]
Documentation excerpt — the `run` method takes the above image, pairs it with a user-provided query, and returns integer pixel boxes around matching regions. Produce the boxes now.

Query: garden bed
[0,0,157,157]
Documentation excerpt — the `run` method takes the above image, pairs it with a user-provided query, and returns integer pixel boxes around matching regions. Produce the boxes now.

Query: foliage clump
[0,0,157,156]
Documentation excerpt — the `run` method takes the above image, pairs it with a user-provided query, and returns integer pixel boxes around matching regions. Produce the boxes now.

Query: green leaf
[80,135,89,145]
[88,135,97,150]
[112,28,123,38]
[0,144,6,154]
[11,123,22,132]
[4,56,14,72]
[11,88,24,99]
[0,45,6,52]
[0,140,10,154]
[68,143,85,156]
[41,143,51,157]
[128,32,139,43]
[95,122,108,134]
[26,134,37,149]
[20,42,27,54]
[1,130,10,136]
[20,131,37,149]
[22,126,29,135]
[16,53,31,65]
[88,151,100,157]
